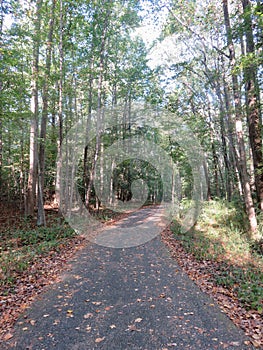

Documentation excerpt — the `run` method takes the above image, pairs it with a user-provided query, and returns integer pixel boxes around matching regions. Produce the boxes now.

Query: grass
[0,222,77,290]
[172,199,263,313]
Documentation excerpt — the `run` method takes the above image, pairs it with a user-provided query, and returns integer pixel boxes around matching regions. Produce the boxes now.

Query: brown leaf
[95,337,105,343]
[3,332,13,341]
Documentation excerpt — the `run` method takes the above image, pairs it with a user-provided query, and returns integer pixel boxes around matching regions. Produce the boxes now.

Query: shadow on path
[5,208,255,349]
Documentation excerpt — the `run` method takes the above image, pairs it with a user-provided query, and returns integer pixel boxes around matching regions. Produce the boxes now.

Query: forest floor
[0,202,262,348]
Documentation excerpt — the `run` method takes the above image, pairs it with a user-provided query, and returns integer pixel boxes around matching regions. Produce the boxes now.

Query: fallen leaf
[3,333,13,341]
[84,312,93,319]
[251,340,261,348]
[229,341,240,346]
[95,337,105,343]
[109,324,116,329]
[135,318,143,323]
[92,301,102,306]
[252,334,261,340]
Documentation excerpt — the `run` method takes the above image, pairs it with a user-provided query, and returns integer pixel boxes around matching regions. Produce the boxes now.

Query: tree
[37,0,56,226]
[26,0,43,217]
[241,0,263,211]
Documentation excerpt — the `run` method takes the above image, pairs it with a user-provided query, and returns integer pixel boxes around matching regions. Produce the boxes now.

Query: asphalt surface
[6,207,256,349]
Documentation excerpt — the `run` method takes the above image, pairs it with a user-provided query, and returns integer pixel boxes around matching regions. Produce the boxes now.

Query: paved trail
[6,207,255,349]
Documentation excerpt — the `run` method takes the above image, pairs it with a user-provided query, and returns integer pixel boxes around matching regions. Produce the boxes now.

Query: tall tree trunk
[241,0,263,210]
[222,62,243,197]
[223,0,258,236]
[207,98,220,197]
[37,0,56,226]
[215,70,233,201]
[0,0,3,194]
[86,6,110,208]
[84,56,93,205]
[56,0,64,213]
[26,0,43,217]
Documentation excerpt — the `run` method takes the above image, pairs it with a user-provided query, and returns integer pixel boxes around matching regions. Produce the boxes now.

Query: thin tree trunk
[26,0,43,217]
[215,79,232,201]
[86,7,110,208]
[0,0,3,193]
[84,57,93,205]
[56,0,64,214]
[207,99,220,198]
[223,0,258,236]
[37,0,56,226]
[222,63,243,197]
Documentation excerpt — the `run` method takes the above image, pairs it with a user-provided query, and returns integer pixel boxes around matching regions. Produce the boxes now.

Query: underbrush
[172,199,263,313]
[0,223,76,290]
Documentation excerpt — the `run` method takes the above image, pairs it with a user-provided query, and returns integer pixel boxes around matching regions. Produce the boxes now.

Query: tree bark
[241,0,263,210]
[0,0,3,194]
[37,0,56,226]
[223,0,258,236]
[86,5,111,208]
[55,0,64,215]
[26,0,43,217]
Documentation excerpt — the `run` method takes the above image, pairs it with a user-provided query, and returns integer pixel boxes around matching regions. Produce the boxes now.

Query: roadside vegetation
[172,199,263,313]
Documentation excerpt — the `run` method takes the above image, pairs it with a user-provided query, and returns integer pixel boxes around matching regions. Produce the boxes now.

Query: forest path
[6,207,255,350]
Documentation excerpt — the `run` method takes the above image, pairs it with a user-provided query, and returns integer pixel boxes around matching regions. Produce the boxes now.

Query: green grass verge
[172,199,263,313]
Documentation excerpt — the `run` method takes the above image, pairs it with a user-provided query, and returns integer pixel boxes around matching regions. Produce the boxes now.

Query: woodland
[0,0,262,346]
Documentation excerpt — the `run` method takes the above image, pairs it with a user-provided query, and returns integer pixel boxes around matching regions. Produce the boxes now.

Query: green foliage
[0,223,76,288]
[214,264,263,313]
[171,200,263,312]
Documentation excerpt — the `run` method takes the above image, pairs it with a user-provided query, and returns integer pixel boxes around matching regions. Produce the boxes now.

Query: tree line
[0,0,262,240]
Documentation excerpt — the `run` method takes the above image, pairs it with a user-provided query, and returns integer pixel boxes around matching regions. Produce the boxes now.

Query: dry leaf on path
[95,337,105,343]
